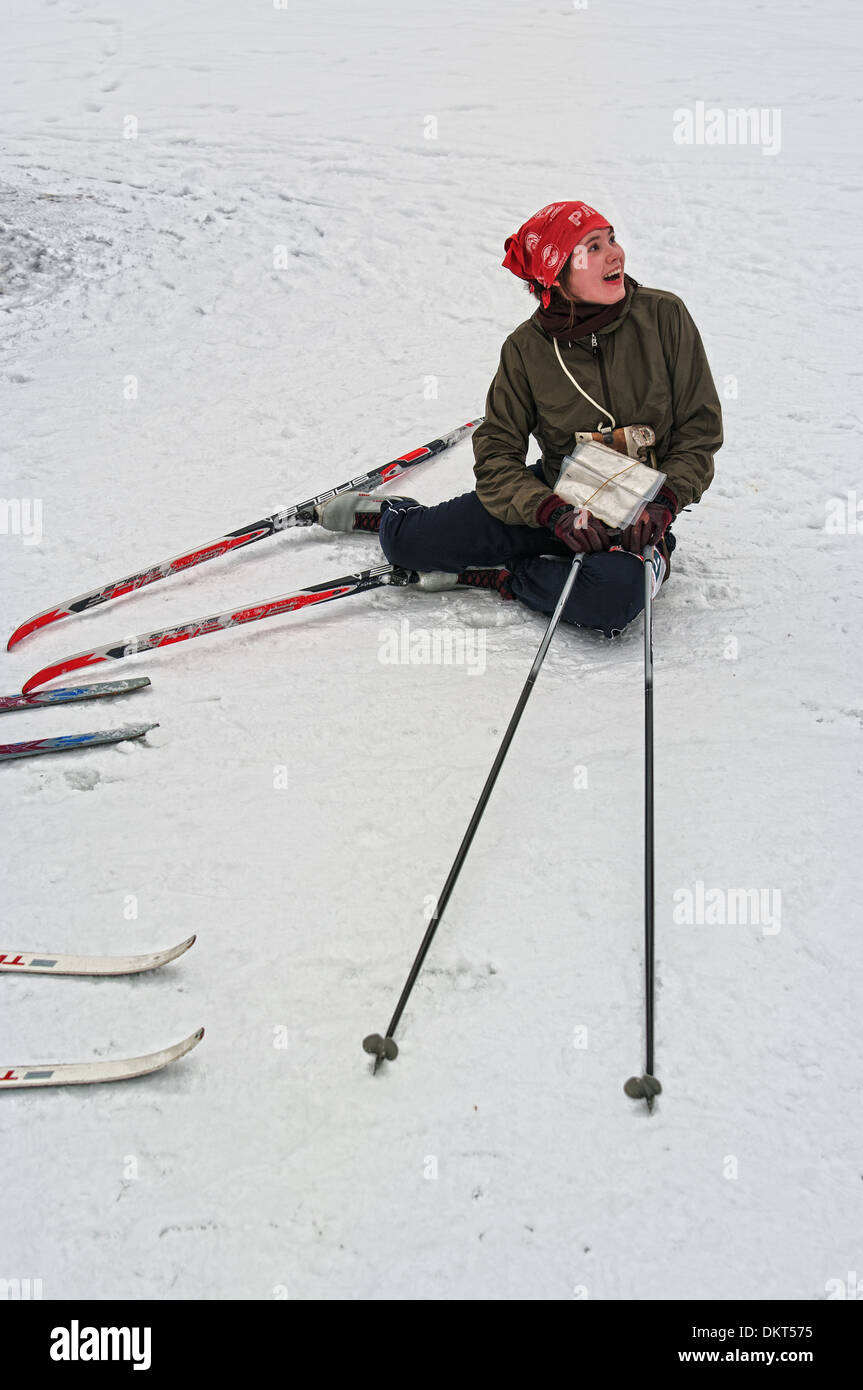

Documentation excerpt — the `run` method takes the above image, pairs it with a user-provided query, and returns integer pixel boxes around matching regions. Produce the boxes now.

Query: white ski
[0,1027,204,1089]
[0,934,196,976]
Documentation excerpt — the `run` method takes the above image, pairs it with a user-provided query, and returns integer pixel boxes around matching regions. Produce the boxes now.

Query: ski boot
[315,491,419,534]
[416,567,515,600]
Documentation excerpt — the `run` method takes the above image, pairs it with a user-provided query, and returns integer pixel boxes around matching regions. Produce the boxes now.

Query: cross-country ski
[7,420,481,649]
[0,1028,204,1089]
[0,723,158,761]
[0,935,195,976]
[0,676,151,714]
[20,569,416,693]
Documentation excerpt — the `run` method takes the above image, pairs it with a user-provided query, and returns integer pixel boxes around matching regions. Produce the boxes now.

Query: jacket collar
[531,275,639,348]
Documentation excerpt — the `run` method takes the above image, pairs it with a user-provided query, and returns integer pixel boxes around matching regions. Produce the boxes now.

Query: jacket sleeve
[472,336,551,528]
[657,297,723,510]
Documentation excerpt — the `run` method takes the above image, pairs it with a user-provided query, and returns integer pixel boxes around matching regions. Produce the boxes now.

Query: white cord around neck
[553,337,615,429]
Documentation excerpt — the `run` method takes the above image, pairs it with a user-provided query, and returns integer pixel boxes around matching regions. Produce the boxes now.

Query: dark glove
[620,487,677,554]
[536,493,611,555]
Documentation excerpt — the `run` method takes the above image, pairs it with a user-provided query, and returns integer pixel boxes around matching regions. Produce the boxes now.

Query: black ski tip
[363,1033,398,1069]
[623,1073,662,1102]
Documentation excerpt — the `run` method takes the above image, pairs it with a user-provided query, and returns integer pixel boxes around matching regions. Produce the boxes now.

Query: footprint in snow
[64,768,101,792]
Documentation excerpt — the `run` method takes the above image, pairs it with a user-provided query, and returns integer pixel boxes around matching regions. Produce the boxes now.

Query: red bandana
[502,201,612,307]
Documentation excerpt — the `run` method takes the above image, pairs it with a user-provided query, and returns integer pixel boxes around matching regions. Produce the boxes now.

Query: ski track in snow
[0,0,861,1301]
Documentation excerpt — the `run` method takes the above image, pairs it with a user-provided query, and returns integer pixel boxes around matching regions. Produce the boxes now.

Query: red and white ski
[0,935,195,976]
[21,567,417,694]
[0,1029,204,1089]
[8,418,481,648]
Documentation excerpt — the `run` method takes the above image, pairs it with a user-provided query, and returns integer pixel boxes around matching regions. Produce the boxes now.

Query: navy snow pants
[378,464,672,638]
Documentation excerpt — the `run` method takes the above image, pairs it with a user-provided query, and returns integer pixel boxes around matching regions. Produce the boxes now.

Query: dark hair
[528,251,578,328]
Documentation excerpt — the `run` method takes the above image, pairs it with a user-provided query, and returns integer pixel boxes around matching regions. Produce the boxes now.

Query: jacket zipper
[592,333,615,429]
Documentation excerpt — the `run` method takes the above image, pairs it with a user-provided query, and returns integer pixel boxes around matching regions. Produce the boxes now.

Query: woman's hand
[536,494,611,554]
[620,487,677,553]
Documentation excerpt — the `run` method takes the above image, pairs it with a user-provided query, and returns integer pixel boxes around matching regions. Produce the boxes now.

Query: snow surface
[1,0,861,1302]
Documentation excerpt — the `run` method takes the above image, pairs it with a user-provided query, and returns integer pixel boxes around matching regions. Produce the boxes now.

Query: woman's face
[557,226,625,306]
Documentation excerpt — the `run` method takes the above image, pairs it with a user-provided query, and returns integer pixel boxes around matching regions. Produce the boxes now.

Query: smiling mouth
[603,271,622,282]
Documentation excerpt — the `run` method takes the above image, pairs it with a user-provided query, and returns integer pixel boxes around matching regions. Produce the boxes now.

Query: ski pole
[624,543,661,1110]
[364,552,585,1071]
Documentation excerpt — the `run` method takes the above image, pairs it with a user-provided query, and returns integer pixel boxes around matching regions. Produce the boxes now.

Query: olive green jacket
[472,279,723,527]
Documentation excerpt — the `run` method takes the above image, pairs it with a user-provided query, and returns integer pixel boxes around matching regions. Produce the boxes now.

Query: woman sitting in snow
[317,200,723,637]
